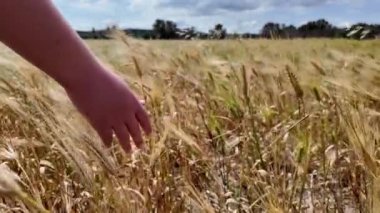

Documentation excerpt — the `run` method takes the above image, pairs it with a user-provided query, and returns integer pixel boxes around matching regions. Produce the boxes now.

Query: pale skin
[0,0,152,153]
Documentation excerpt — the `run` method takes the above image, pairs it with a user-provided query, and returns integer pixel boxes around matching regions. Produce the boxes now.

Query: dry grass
[0,36,380,212]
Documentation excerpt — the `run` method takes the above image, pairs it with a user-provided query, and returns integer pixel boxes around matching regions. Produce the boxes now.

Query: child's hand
[0,1,152,154]
[65,66,152,153]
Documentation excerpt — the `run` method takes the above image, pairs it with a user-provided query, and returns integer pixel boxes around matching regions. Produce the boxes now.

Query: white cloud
[157,0,345,14]
[55,0,114,11]
[53,0,375,33]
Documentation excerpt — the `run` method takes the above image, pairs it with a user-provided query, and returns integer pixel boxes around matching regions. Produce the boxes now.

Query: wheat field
[0,36,379,212]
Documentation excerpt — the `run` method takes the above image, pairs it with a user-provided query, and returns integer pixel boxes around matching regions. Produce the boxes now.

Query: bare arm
[0,0,152,153]
[0,0,101,89]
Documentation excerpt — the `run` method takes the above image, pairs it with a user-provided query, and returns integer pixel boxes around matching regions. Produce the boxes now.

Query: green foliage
[78,19,380,40]
[152,19,179,39]
[261,19,345,39]
[209,24,227,39]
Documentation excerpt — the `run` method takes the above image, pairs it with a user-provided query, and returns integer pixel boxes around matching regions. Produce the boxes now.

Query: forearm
[0,0,102,89]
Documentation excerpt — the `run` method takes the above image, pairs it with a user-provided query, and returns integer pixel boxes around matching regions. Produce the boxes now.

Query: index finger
[136,107,152,135]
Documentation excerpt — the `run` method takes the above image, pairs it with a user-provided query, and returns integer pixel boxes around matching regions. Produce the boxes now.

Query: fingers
[93,122,113,147]
[95,106,151,154]
[97,127,113,148]
[113,124,132,153]
[126,117,144,149]
[136,107,152,135]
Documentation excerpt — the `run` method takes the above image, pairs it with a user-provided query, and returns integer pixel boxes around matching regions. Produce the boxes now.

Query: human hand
[65,66,152,153]
[0,0,151,153]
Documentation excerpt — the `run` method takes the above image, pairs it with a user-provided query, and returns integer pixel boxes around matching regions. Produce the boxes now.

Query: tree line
[78,19,380,40]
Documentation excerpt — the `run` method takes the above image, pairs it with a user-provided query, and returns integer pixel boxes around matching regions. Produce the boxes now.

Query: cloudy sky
[53,0,379,33]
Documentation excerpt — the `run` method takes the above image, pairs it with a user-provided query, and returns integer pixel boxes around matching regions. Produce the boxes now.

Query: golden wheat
[0,38,379,212]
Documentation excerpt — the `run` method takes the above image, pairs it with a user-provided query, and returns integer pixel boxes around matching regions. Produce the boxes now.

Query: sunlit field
[0,36,380,212]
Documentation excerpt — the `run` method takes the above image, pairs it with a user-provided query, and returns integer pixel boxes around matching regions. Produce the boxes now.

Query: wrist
[57,61,104,91]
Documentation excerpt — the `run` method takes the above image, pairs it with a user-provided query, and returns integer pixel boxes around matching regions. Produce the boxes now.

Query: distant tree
[177,26,197,40]
[298,19,337,38]
[152,19,179,39]
[209,23,227,39]
[260,20,348,39]
[282,25,298,38]
[242,33,251,39]
[231,32,240,39]
[261,22,282,38]
[91,27,98,39]
[346,23,380,40]
[152,19,164,39]
[142,34,151,40]
[105,25,118,34]
[196,32,209,39]
[165,20,179,39]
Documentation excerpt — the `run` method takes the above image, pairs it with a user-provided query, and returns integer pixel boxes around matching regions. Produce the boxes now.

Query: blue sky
[53,0,380,33]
